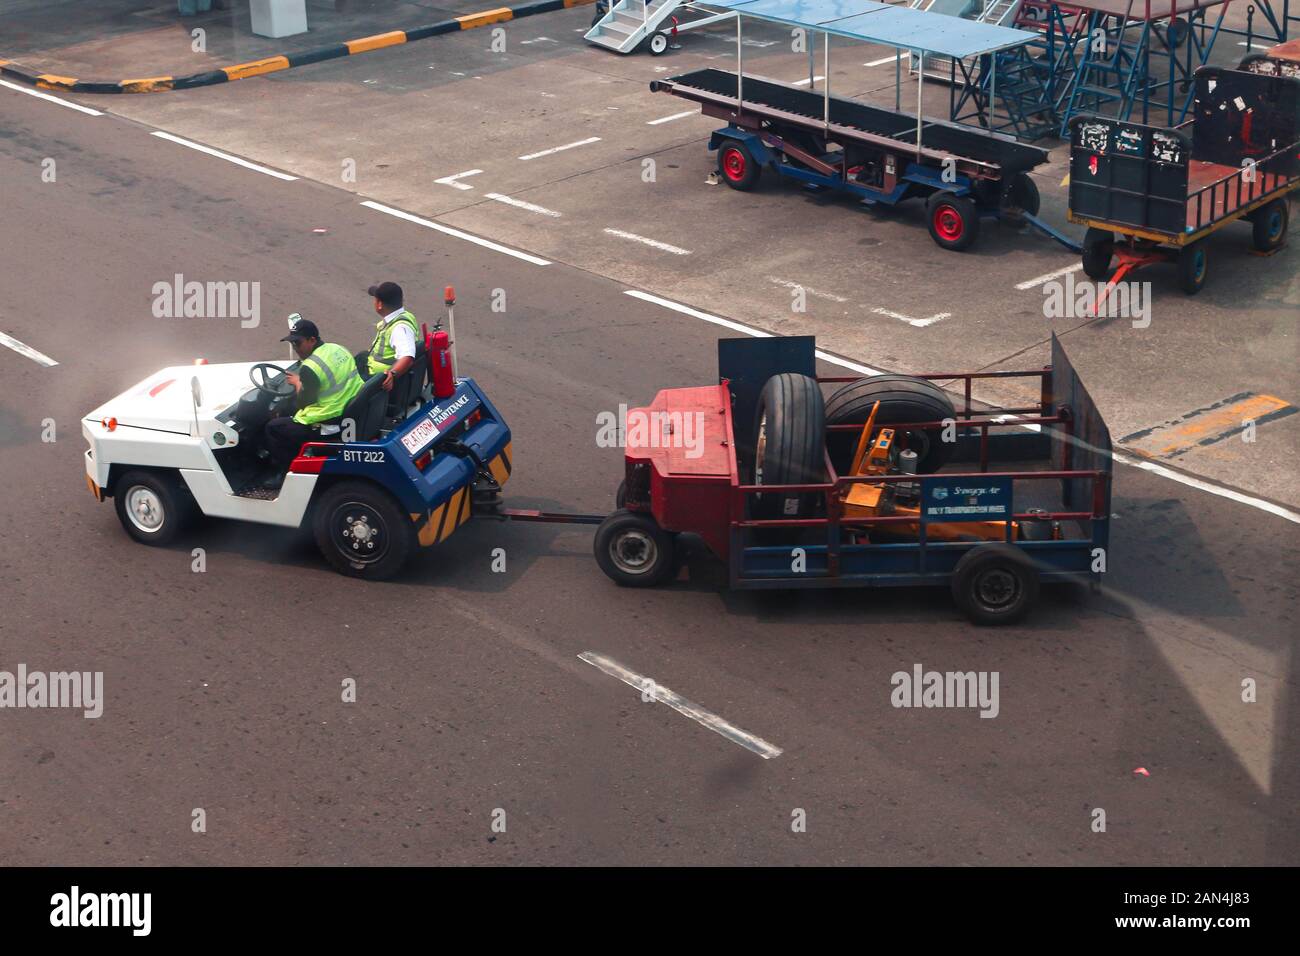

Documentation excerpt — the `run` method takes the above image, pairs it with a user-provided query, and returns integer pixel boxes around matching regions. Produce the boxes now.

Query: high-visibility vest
[366,308,419,377]
[293,342,366,426]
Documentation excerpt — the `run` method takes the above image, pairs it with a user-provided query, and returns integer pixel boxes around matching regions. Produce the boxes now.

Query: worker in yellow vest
[263,317,365,488]
[363,281,419,391]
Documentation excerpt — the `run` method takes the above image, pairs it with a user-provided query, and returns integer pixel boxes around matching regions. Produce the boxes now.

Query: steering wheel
[250,363,296,398]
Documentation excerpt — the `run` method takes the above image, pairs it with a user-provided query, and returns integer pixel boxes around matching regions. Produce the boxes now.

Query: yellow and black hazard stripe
[415,485,474,548]
[486,442,513,488]
[0,0,594,95]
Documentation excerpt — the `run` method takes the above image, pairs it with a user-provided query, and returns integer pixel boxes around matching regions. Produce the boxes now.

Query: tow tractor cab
[595,335,1112,625]
[82,322,513,579]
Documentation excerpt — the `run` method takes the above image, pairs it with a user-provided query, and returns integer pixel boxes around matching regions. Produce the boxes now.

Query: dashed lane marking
[0,78,102,115]
[518,136,600,161]
[150,131,297,181]
[1015,263,1083,290]
[647,110,696,125]
[578,651,783,759]
[0,331,58,367]
[485,193,561,217]
[435,168,483,190]
[359,200,551,265]
[872,306,950,328]
[603,228,690,255]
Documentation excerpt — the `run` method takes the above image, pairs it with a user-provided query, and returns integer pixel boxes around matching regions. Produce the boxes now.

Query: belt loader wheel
[717,139,761,191]
[594,510,676,586]
[926,191,980,251]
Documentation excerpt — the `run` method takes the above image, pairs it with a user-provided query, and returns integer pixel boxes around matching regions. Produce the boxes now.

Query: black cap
[280,317,320,343]
[367,281,403,309]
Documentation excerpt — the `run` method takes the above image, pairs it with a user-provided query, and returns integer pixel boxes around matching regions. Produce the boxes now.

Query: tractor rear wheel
[313,480,414,580]
[824,375,957,475]
[752,373,825,519]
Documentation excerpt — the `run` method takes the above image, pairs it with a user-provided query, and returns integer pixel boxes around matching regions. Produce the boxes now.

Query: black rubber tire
[1178,240,1209,294]
[1250,198,1288,252]
[594,509,676,587]
[925,191,980,251]
[1081,227,1114,279]
[1006,172,1041,217]
[752,373,825,519]
[312,480,415,580]
[951,544,1040,626]
[717,138,760,191]
[113,469,197,547]
[646,31,669,56]
[824,375,957,475]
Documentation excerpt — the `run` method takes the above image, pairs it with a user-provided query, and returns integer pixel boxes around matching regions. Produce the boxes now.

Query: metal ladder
[975,0,1022,26]
[584,0,680,54]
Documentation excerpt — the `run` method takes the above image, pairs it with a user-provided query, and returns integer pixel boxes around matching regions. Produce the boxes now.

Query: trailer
[594,335,1112,625]
[1068,64,1300,295]
[648,0,1060,250]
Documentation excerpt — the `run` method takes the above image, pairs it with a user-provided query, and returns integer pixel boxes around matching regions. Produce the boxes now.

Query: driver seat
[332,372,387,442]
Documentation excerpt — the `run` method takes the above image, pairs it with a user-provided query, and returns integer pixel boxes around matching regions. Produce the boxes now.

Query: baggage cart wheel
[951,544,1040,626]
[594,510,676,587]
[824,375,957,474]
[113,469,197,547]
[1081,227,1114,279]
[753,373,825,520]
[647,31,669,56]
[1250,199,1288,252]
[1005,172,1040,217]
[717,139,760,191]
[1177,240,1209,295]
[925,192,980,251]
[312,480,415,580]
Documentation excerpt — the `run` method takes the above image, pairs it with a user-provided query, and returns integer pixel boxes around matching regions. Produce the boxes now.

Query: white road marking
[792,75,825,86]
[872,306,950,328]
[360,200,551,265]
[603,228,690,255]
[0,78,102,115]
[518,136,601,161]
[767,277,848,303]
[647,110,696,125]
[150,131,297,180]
[1113,452,1300,524]
[0,331,58,367]
[578,651,783,759]
[520,36,557,44]
[1015,262,1083,290]
[434,168,483,190]
[485,192,562,217]
[864,52,908,67]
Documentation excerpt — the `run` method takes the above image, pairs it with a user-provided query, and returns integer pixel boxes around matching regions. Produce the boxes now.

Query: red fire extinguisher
[429,286,456,398]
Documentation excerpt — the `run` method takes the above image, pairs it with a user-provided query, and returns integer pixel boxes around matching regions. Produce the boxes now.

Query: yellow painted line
[1060,173,1070,187]
[346,31,407,54]
[1154,394,1290,456]
[120,76,173,93]
[457,7,513,29]
[564,0,596,7]
[222,56,290,81]
[36,74,78,90]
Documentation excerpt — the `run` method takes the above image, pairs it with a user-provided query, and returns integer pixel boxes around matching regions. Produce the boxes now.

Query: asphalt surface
[1,43,1298,866]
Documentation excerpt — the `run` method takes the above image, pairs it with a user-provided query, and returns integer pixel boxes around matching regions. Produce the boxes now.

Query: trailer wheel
[312,480,415,580]
[824,375,957,475]
[113,469,197,547]
[717,139,760,191]
[1178,240,1209,294]
[1250,199,1288,252]
[753,373,825,519]
[951,544,1040,626]
[926,192,980,251]
[594,510,676,587]
[1006,172,1040,217]
[1081,227,1114,279]
[647,31,669,56]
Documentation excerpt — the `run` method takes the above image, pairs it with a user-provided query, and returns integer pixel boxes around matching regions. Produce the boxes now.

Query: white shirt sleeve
[390,322,416,360]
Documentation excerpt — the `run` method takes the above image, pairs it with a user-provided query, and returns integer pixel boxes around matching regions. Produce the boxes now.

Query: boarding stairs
[585,0,690,53]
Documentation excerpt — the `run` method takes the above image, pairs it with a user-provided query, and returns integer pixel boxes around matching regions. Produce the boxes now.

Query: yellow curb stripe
[37,74,78,90]
[1154,394,1290,456]
[346,31,407,54]
[457,8,513,29]
[222,55,290,81]
[121,76,174,93]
